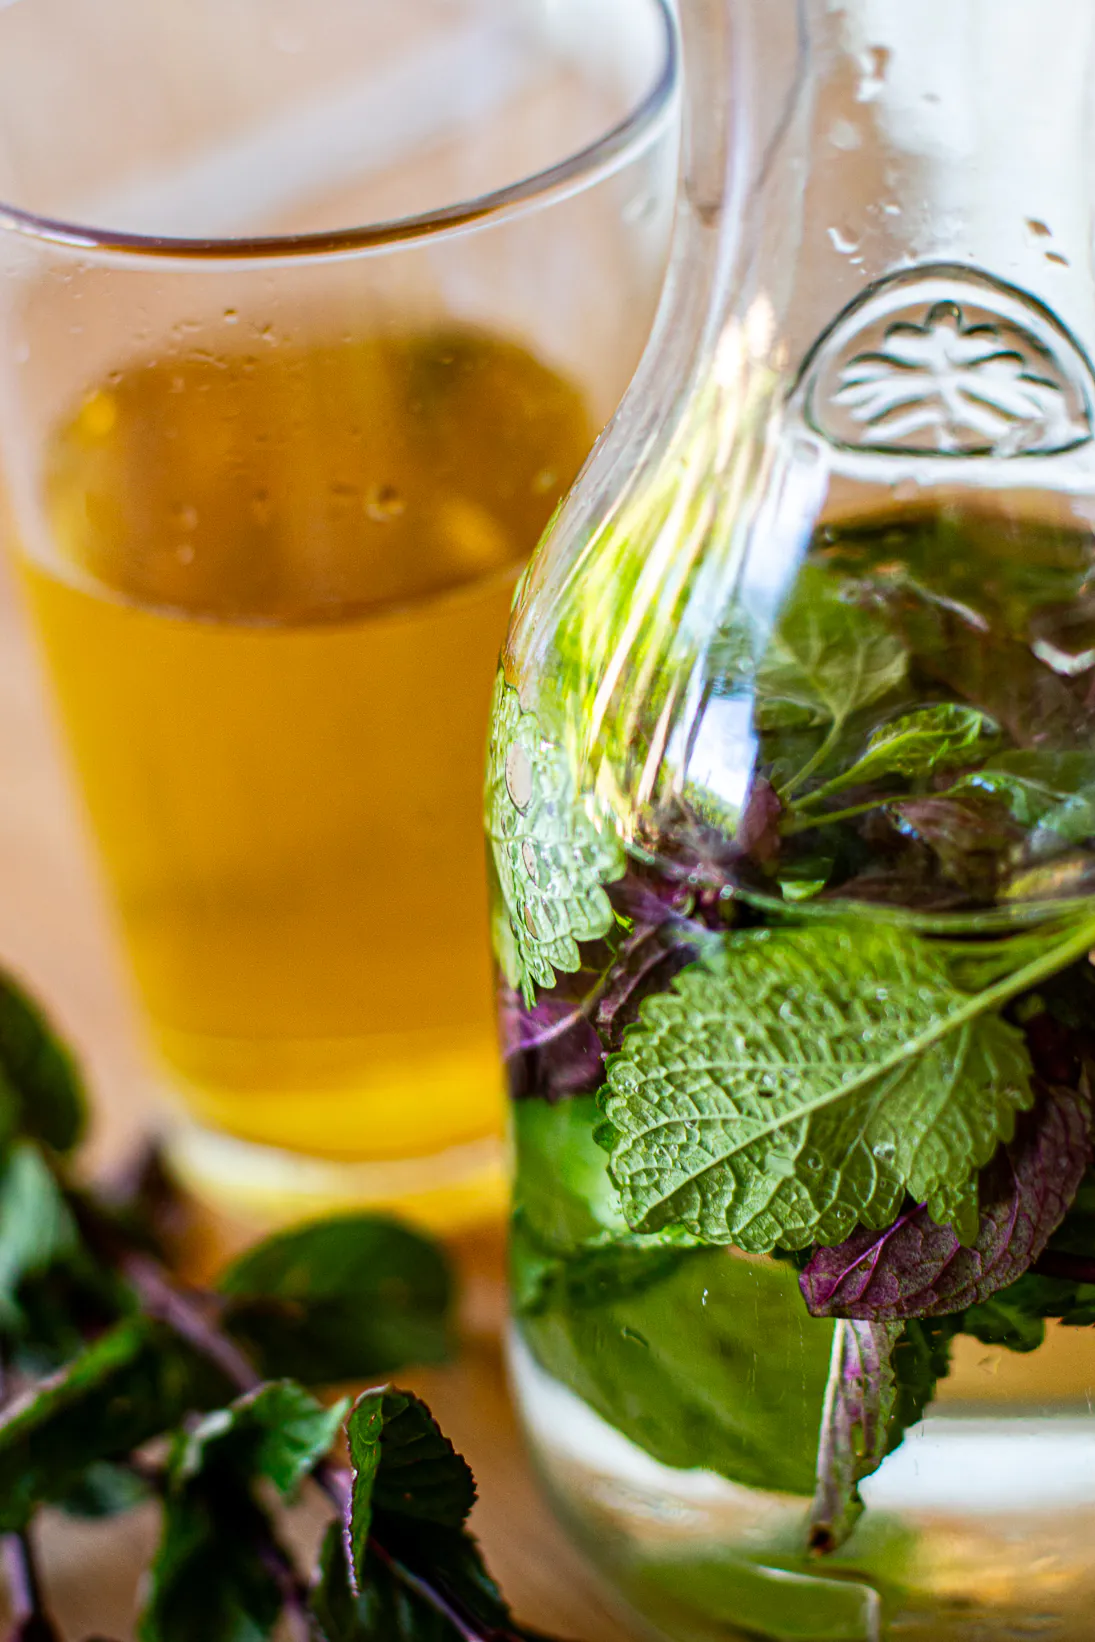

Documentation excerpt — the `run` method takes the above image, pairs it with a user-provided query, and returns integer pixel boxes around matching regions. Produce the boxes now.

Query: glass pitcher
[489,2,1095,1638]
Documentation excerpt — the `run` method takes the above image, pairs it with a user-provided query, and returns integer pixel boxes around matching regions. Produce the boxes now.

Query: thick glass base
[510,1332,1095,1642]
[164,1118,506,1236]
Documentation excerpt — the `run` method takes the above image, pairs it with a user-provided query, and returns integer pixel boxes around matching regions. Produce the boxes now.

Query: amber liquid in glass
[22,329,592,1175]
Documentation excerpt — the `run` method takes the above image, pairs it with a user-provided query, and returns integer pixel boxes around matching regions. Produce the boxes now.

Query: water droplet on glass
[223,308,239,325]
[532,468,558,496]
[365,484,406,523]
[623,191,656,225]
[829,119,861,152]
[171,503,199,532]
[892,477,920,504]
[1027,219,1053,240]
[1046,251,1070,268]
[250,489,272,526]
[506,744,534,812]
[873,1141,896,1162]
[856,45,891,102]
[827,227,860,256]
[620,1327,649,1348]
[701,1288,710,1307]
[521,839,539,885]
[175,543,195,565]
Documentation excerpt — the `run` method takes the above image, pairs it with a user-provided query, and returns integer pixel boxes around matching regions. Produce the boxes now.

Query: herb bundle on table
[0,972,560,1642]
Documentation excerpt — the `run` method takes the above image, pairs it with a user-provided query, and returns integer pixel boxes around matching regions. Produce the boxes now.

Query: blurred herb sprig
[0,970,553,1642]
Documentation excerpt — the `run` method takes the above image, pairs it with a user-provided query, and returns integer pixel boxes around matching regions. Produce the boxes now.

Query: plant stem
[3,1528,60,1642]
[257,1536,315,1642]
[779,721,844,802]
[120,1252,261,1393]
[312,1464,522,1642]
[783,796,905,836]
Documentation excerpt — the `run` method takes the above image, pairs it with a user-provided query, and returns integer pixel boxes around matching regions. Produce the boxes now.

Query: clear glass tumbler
[0,0,679,1230]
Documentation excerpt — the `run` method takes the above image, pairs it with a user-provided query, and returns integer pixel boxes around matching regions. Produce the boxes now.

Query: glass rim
[0,0,679,263]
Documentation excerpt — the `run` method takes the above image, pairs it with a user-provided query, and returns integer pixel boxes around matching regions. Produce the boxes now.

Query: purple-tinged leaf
[606,868,696,928]
[595,923,703,1052]
[889,795,1022,899]
[801,1083,1093,1322]
[809,1319,901,1556]
[499,986,604,1104]
[736,780,784,865]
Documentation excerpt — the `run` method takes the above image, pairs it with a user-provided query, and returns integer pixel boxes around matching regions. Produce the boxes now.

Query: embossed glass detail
[799,265,1095,458]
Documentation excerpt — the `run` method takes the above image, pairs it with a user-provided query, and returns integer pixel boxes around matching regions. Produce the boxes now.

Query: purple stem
[120,1252,261,1393]
[3,1530,60,1642]
[312,1466,526,1642]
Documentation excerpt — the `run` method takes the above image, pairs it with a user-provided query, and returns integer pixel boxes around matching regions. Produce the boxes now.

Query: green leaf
[219,1217,451,1387]
[344,1390,525,1642]
[312,1524,464,1642]
[347,1390,476,1567]
[598,922,1038,1251]
[57,1461,152,1520]
[0,1318,228,1531]
[518,1247,836,1498]
[142,1385,341,1642]
[172,1381,347,1500]
[756,566,907,738]
[0,973,86,1153]
[139,1483,283,1642]
[0,1142,79,1328]
[487,672,625,1004]
[809,1320,901,1554]
[510,1096,693,1316]
[954,751,1095,840]
[806,706,995,805]
[960,1279,1050,1352]
[312,1524,368,1642]
[889,1318,958,1443]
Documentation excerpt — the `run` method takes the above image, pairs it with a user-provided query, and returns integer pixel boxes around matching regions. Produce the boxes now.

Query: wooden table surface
[0,551,636,1641]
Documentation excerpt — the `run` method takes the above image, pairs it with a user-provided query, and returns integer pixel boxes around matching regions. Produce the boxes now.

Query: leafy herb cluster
[494,508,1095,1556]
[0,974,552,1642]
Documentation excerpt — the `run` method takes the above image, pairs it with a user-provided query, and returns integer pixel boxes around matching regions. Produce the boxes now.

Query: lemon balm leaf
[756,566,908,737]
[487,673,625,1005]
[798,704,997,812]
[596,920,1047,1252]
